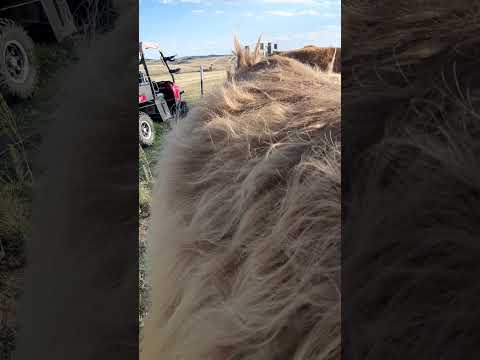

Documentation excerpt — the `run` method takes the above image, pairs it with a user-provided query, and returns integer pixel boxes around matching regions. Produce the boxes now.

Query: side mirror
[152,81,159,93]
[164,55,176,62]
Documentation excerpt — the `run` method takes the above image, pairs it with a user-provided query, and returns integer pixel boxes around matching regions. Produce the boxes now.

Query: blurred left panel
[0,1,139,359]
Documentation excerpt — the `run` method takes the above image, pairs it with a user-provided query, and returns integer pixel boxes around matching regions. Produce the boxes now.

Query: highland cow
[140,38,341,360]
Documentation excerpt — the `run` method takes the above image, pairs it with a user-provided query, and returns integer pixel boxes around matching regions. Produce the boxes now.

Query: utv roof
[139,41,160,53]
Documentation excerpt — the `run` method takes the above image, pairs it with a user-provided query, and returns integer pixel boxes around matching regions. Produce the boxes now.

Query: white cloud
[156,0,336,5]
[268,27,340,45]
[215,10,225,13]
[264,10,295,16]
[264,9,321,16]
[299,9,321,15]
[192,9,206,13]
[262,0,317,4]
[271,34,292,41]
[157,0,202,3]
[157,0,224,3]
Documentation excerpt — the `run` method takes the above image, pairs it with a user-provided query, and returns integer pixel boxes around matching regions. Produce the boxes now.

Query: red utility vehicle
[139,41,188,146]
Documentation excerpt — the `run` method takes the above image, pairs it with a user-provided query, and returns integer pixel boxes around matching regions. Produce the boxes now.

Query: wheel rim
[141,121,152,139]
[4,40,29,83]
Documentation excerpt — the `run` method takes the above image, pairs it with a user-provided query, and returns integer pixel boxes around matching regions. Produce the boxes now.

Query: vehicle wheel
[0,19,38,99]
[139,112,155,146]
[168,101,188,128]
[179,101,189,117]
[168,104,179,129]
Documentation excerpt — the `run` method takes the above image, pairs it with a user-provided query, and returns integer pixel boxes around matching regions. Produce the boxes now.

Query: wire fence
[175,66,228,107]
[144,59,231,108]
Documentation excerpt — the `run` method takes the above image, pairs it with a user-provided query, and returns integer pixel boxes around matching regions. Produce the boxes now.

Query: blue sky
[140,0,340,58]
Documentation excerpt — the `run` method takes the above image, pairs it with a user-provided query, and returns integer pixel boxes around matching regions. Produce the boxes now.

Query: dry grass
[155,70,228,105]
[145,55,233,75]
[0,97,31,360]
[0,41,80,360]
[145,58,230,106]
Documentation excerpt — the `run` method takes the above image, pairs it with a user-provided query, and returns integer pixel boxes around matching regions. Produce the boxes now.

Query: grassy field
[146,55,233,75]
[167,70,228,105]
[142,55,231,105]
[139,121,171,334]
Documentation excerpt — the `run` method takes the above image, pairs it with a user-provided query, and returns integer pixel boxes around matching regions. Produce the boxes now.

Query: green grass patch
[143,122,170,166]
[0,42,76,360]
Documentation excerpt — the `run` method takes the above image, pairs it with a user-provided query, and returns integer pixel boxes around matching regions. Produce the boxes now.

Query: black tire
[179,100,189,117]
[0,19,38,99]
[168,104,179,129]
[139,112,155,146]
[168,101,189,129]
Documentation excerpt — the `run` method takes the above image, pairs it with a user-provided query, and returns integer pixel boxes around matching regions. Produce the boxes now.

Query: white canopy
[139,41,160,53]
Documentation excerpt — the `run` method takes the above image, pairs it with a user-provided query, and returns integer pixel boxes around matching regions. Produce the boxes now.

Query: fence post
[200,65,204,96]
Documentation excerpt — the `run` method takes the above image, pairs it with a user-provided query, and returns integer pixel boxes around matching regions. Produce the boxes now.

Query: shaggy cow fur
[279,46,341,73]
[343,2,480,358]
[140,40,341,360]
